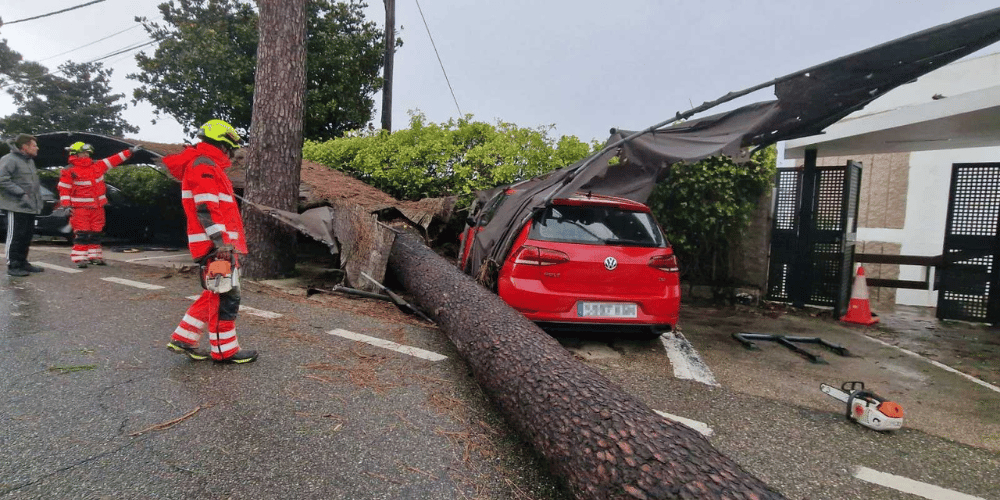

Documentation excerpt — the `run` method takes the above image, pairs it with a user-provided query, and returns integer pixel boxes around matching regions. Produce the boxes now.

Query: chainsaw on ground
[820,381,904,431]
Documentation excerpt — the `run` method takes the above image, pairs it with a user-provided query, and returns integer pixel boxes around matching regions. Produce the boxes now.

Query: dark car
[0,170,160,243]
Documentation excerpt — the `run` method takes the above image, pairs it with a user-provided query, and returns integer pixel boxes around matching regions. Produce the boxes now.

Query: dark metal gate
[937,163,1000,323]
[767,155,862,317]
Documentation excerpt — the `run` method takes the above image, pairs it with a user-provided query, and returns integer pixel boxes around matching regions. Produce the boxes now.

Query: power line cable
[85,38,161,64]
[0,0,106,26]
[39,25,141,62]
[0,37,159,91]
[414,0,462,116]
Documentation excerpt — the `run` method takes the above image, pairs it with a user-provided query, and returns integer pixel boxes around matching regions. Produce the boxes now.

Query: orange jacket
[57,149,132,208]
[163,142,247,260]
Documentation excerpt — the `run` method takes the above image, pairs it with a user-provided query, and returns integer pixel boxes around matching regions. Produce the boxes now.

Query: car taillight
[512,245,569,266]
[648,254,679,272]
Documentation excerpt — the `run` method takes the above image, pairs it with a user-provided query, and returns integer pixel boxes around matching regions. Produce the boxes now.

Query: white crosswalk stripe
[102,277,165,290]
[660,330,720,387]
[328,328,447,362]
[34,262,83,274]
[854,466,986,500]
[186,296,283,319]
[653,410,714,437]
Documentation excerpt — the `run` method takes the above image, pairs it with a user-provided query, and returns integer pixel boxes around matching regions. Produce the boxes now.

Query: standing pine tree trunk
[241,0,308,279]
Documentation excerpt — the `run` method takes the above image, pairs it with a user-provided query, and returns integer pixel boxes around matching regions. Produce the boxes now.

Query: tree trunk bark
[388,232,785,500]
[241,0,308,279]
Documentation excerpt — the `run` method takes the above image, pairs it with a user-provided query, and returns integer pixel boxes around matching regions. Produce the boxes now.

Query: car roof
[550,192,651,213]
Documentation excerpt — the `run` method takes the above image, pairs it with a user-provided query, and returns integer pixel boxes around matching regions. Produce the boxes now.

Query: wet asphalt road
[0,248,566,499]
[2,243,999,499]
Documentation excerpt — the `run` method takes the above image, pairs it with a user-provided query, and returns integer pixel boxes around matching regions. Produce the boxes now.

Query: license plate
[577,302,637,318]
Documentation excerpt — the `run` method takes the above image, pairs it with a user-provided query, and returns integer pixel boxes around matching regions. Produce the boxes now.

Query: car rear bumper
[498,277,680,327]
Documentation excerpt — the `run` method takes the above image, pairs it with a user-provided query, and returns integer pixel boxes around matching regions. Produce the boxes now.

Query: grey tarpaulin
[31,131,161,168]
[464,7,1000,281]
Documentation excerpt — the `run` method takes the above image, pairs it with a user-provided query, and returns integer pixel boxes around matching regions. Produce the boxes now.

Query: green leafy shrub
[303,112,599,205]
[646,146,776,286]
[104,165,186,239]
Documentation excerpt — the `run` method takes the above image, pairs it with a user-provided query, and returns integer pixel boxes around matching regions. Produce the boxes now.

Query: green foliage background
[303,112,598,204]
[0,41,137,137]
[104,166,186,238]
[131,0,388,140]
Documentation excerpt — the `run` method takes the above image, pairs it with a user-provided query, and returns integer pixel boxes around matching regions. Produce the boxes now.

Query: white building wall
[895,145,1000,306]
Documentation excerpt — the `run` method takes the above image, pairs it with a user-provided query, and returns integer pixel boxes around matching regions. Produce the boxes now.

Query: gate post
[791,149,818,307]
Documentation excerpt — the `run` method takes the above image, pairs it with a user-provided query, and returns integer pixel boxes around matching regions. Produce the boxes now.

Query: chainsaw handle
[841,381,865,393]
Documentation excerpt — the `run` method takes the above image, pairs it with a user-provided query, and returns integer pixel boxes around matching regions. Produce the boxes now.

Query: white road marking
[854,466,986,500]
[653,410,714,437]
[125,254,188,262]
[101,277,165,290]
[660,330,720,387]
[34,262,83,274]
[863,335,1000,394]
[328,328,447,362]
[186,295,283,319]
[240,306,283,319]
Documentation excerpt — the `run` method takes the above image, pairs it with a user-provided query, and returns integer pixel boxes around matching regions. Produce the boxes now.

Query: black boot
[7,267,29,277]
[213,349,258,364]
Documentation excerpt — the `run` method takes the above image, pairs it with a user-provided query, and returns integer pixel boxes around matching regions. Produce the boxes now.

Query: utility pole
[380,0,395,132]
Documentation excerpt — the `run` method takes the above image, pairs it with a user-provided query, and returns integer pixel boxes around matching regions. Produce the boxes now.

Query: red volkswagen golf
[495,193,680,338]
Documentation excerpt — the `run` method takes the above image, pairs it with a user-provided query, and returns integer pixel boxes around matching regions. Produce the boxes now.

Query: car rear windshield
[529,205,667,247]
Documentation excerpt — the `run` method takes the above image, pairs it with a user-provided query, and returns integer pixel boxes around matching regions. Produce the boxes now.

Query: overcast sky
[1,1,999,149]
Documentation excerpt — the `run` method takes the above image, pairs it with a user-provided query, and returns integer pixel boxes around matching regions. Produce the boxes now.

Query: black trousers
[4,211,35,269]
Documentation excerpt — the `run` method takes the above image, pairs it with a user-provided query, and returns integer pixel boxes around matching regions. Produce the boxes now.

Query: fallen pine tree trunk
[388,232,785,500]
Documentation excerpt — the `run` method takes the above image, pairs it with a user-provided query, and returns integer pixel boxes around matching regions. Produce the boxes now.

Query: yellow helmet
[198,119,242,149]
[66,141,94,155]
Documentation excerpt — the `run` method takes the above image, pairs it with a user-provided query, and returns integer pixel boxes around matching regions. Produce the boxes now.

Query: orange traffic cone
[841,266,879,325]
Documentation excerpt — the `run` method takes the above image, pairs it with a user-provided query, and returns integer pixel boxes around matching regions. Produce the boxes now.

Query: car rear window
[529,205,667,247]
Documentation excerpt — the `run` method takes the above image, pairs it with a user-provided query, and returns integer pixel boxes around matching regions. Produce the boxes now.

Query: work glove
[130,144,144,153]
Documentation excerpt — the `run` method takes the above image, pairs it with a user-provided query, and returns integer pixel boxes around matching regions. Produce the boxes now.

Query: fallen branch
[129,405,209,437]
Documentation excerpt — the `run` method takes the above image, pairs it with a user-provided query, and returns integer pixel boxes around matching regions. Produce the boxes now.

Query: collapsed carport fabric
[32,131,159,169]
[250,201,395,293]
[464,6,1000,281]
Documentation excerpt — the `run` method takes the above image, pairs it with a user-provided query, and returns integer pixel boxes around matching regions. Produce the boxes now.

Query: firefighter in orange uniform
[58,142,139,267]
[163,119,257,364]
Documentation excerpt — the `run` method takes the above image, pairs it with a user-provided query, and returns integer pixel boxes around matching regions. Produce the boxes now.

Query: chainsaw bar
[820,383,850,403]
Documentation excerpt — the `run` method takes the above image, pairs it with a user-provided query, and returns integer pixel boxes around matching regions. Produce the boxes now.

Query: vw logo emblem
[604,256,618,271]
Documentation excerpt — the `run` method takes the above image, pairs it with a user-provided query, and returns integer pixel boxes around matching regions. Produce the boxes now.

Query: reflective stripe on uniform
[193,193,220,204]
[210,330,240,354]
[173,325,201,343]
[182,314,206,329]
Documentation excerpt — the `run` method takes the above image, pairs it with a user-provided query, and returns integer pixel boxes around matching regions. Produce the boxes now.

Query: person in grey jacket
[0,133,45,277]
